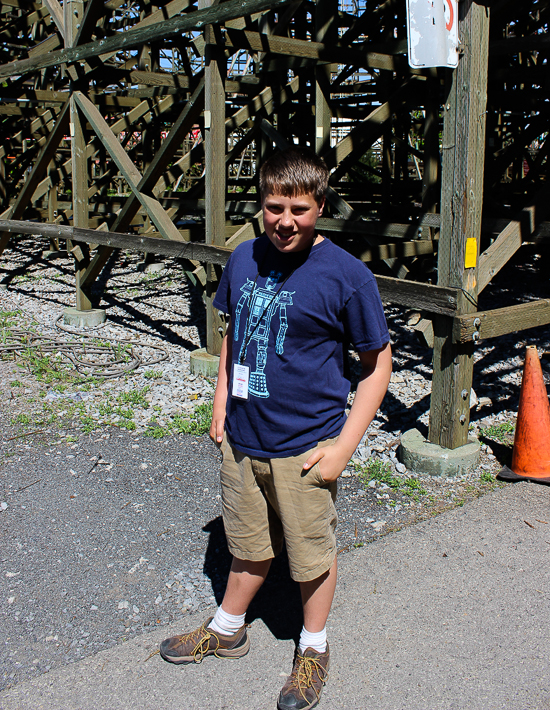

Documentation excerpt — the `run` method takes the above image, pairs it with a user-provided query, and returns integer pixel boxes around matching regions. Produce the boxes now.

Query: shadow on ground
[202,516,303,645]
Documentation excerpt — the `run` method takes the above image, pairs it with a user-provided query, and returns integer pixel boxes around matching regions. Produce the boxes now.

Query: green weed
[143,370,163,380]
[478,421,515,443]
[13,413,30,425]
[118,420,136,431]
[114,406,134,420]
[117,387,150,408]
[80,415,98,434]
[172,401,213,436]
[401,477,428,497]
[356,458,428,500]
[356,459,400,489]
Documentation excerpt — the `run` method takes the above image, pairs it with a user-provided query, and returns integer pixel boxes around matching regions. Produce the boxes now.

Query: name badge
[231,363,250,400]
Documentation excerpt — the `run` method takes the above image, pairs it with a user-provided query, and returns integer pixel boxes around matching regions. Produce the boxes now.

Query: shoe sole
[159,635,250,665]
[277,655,329,710]
[277,692,322,710]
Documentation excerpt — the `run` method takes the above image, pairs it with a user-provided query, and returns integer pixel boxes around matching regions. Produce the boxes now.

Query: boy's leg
[278,560,336,710]
[300,557,337,634]
[220,556,272,615]
[159,556,270,665]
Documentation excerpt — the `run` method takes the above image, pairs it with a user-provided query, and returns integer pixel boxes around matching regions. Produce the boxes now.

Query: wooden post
[421,69,440,224]
[315,0,336,157]
[65,0,92,310]
[428,0,490,449]
[200,0,226,355]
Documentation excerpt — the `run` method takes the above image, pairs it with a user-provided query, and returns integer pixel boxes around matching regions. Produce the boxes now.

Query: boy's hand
[209,410,225,445]
[303,444,350,483]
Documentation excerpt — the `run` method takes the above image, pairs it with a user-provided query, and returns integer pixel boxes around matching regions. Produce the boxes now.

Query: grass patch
[172,401,213,436]
[478,421,515,443]
[117,387,150,409]
[356,458,428,499]
[143,369,163,380]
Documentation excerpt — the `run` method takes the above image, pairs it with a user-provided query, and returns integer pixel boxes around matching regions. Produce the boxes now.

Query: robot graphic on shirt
[234,271,294,398]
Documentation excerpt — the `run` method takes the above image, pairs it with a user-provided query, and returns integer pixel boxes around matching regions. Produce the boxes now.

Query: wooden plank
[315,0,336,155]
[326,78,417,180]
[375,275,458,317]
[227,76,299,131]
[453,300,550,343]
[223,27,403,71]
[28,33,61,58]
[112,81,204,233]
[478,186,550,292]
[0,0,294,80]
[316,217,433,240]
[348,239,436,262]
[0,101,70,253]
[42,0,65,41]
[428,0,490,450]
[201,3,226,356]
[0,220,232,264]
[491,35,550,55]
[73,92,185,243]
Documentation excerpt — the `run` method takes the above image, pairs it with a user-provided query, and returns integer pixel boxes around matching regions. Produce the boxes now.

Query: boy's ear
[318,196,326,216]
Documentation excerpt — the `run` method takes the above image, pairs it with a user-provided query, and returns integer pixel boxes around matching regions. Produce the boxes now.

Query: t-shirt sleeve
[212,256,232,315]
[341,277,390,352]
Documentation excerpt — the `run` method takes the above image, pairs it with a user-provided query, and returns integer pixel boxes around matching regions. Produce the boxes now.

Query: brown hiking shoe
[159,617,250,665]
[277,645,330,710]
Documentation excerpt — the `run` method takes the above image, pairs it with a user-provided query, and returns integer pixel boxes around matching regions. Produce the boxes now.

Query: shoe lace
[289,652,328,702]
[177,624,222,664]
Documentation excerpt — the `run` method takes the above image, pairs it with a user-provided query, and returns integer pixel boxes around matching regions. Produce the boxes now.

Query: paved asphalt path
[1,480,549,710]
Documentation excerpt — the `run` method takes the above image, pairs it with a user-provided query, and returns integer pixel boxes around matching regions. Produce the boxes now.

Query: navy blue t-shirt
[213,234,390,457]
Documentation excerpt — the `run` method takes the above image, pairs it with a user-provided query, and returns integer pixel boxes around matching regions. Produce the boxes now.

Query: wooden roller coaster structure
[0,0,548,450]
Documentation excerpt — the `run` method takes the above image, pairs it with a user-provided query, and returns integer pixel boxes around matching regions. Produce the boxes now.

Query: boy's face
[261,192,325,254]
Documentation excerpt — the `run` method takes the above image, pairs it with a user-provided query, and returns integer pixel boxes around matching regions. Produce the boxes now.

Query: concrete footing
[399,428,480,478]
[63,307,107,328]
[137,261,165,273]
[42,250,68,260]
[189,348,219,377]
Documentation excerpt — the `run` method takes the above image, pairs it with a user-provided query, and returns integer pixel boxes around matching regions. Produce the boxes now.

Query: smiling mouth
[276,231,295,241]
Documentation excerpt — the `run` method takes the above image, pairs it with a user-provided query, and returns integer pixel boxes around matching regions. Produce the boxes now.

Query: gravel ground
[0,236,549,692]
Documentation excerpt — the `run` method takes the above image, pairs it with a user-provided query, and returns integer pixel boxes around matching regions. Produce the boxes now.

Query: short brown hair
[259,147,329,205]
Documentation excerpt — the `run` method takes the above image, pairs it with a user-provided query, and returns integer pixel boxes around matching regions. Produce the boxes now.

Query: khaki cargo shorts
[220,434,338,583]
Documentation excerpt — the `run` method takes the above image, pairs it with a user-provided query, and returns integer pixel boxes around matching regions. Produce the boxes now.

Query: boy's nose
[280,209,293,227]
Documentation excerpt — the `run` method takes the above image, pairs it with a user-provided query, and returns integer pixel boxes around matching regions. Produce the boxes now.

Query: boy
[160,147,392,710]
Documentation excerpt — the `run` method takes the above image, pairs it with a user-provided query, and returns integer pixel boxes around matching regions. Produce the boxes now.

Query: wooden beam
[428,0,490,450]
[0,101,70,254]
[73,92,185,243]
[453,300,550,343]
[0,0,294,79]
[0,220,232,264]
[223,27,405,71]
[42,0,65,41]
[202,7,226,356]
[376,276,458,317]
[478,186,550,292]
[326,78,417,180]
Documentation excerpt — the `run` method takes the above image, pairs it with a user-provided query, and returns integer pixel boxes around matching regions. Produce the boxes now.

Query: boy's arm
[209,321,232,444]
[303,342,392,481]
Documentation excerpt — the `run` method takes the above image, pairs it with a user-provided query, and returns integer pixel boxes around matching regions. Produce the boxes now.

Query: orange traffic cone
[499,345,550,484]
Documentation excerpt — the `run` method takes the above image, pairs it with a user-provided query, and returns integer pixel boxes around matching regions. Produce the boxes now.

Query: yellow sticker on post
[464,237,477,268]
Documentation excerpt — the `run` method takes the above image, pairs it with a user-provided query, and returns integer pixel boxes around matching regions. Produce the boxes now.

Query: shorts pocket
[310,462,327,487]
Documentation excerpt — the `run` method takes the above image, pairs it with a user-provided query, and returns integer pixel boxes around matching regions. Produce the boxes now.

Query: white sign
[406,0,459,69]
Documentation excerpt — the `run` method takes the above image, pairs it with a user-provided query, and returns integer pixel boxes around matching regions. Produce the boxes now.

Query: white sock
[208,606,246,636]
[299,626,327,654]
